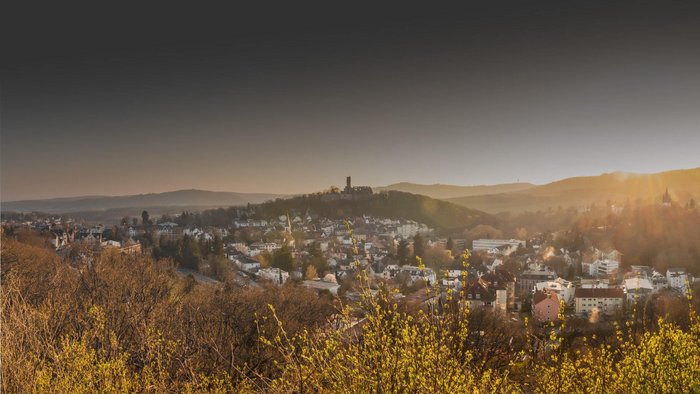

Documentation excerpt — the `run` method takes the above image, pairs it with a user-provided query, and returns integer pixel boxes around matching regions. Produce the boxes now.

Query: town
[3,180,695,331]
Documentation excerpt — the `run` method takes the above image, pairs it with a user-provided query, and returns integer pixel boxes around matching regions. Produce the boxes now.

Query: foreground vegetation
[2,236,699,393]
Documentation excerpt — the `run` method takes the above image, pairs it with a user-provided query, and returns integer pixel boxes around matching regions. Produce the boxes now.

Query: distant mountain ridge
[2,189,287,214]
[4,167,698,217]
[447,167,700,213]
[375,182,535,199]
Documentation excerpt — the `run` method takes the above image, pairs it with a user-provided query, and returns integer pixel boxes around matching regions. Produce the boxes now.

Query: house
[400,265,437,286]
[666,268,690,294]
[533,291,560,322]
[628,265,653,279]
[534,278,575,304]
[463,281,496,310]
[518,267,557,295]
[101,240,122,249]
[232,256,260,273]
[157,222,180,237]
[574,288,625,317]
[583,259,620,277]
[650,271,668,292]
[119,239,142,254]
[623,277,654,302]
[248,242,281,257]
[472,239,525,255]
[258,267,289,285]
[302,279,341,295]
[580,278,610,288]
[480,268,516,310]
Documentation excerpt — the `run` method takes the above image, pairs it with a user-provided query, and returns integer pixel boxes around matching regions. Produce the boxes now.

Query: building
[534,278,575,304]
[650,271,668,292]
[580,278,610,289]
[472,239,526,255]
[302,279,341,295]
[232,256,260,273]
[623,277,654,302]
[463,281,496,310]
[258,267,289,285]
[584,259,620,277]
[248,242,281,256]
[518,267,557,295]
[574,288,625,317]
[666,268,690,294]
[320,176,373,201]
[401,265,437,286]
[480,268,516,310]
[533,291,560,322]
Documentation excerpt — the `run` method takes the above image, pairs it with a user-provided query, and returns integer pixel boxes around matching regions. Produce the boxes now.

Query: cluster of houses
[528,261,693,322]
[3,211,696,327]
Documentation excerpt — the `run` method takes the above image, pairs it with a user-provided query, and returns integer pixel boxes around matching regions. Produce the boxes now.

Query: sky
[2,2,700,201]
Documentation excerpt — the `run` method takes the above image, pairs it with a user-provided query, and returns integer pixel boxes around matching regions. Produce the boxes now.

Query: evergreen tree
[212,236,224,257]
[397,239,409,266]
[141,210,150,226]
[413,233,425,260]
[181,235,202,270]
[272,245,295,272]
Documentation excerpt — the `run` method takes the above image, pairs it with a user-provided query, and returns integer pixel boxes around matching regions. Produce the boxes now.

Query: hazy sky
[2,2,700,201]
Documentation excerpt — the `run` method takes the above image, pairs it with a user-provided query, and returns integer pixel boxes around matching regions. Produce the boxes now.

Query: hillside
[251,191,500,232]
[447,167,700,213]
[2,189,286,214]
[375,182,535,199]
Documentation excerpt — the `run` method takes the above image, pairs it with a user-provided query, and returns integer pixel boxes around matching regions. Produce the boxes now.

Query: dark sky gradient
[2,2,700,200]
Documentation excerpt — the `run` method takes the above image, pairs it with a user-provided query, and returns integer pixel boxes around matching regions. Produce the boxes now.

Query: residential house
[666,268,690,294]
[472,239,526,255]
[623,277,654,302]
[518,267,557,295]
[574,288,625,317]
[463,281,496,310]
[533,291,560,322]
[534,278,575,304]
[232,256,260,274]
[480,268,516,310]
[258,267,289,285]
[302,279,341,295]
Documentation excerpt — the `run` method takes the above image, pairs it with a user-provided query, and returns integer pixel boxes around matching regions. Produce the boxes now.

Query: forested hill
[447,167,700,213]
[250,191,500,232]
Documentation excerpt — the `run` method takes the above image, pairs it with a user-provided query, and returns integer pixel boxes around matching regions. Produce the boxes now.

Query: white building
[258,267,289,285]
[232,257,260,273]
[472,239,526,254]
[302,279,341,295]
[574,288,625,317]
[623,278,654,302]
[397,222,421,238]
[248,242,281,256]
[584,259,620,277]
[534,278,576,304]
[400,265,437,285]
[667,268,690,294]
